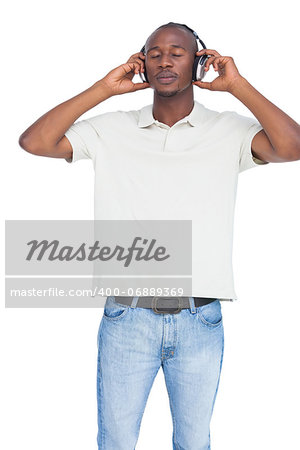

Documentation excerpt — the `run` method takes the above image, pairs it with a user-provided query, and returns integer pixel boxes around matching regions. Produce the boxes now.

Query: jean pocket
[103,296,130,321]
[198,300,223,328]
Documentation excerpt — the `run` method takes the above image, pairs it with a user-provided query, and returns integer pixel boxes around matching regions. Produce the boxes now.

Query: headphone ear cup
[143,64,149,83]
[192,56,200,82]
[138,63,149,83]
[193,54,209,81]
[139,46,149,83]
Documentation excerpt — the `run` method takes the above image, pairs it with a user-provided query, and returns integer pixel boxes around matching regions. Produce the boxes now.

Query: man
[19,21,300,450]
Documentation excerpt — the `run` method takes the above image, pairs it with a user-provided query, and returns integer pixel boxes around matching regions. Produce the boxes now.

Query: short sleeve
[64,118,100,164]
[236,113,270,173]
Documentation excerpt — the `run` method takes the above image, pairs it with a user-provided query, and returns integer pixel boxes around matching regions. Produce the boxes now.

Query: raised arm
[18,52,150,160]
[18,82,112,160]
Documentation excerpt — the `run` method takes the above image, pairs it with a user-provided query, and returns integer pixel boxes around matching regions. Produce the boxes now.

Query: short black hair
[155,22,194,35]
[147,22,198,54]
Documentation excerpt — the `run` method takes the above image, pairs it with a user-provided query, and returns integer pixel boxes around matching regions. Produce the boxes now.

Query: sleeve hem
[249,126,269,166]
[64,128,85,163]
[239,123,270,172]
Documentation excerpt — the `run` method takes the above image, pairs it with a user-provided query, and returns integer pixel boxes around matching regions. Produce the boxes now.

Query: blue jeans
[96,296,224,450]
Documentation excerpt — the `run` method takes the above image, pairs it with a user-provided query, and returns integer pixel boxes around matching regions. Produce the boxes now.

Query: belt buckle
[152,297,183,314]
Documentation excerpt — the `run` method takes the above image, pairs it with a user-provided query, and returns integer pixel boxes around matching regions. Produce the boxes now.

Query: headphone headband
[141,23,206,55]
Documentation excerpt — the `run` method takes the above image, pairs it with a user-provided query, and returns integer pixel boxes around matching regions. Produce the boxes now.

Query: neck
[152,87,195,128]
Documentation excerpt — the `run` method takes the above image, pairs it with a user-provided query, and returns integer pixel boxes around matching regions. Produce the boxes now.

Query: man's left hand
[192,49,243,92]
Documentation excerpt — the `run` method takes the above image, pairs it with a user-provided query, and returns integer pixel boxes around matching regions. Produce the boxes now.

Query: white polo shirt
[65,100,269,301]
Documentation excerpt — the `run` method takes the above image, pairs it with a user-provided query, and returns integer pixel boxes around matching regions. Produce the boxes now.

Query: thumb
[193,80,212,90]
[132,82,150,91]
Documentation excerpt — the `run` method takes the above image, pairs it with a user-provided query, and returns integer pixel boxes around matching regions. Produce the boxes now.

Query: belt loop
[189,297,196,314]
[130,296,139,308]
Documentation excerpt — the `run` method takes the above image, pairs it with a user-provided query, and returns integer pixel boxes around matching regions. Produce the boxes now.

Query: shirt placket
[154,120,187,152]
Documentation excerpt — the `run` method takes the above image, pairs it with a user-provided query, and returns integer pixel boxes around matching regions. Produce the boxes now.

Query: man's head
[144,22,198,97]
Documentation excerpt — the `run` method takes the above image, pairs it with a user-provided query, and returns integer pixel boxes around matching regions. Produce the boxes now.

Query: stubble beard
[156,89,179,97]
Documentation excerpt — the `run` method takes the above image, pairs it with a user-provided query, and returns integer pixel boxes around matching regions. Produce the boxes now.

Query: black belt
[113,296,217,314]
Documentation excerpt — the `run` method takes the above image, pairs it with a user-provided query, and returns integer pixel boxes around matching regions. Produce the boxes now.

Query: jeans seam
[97,329,105,448]
[208,325,224,422]
[163,367,180,450]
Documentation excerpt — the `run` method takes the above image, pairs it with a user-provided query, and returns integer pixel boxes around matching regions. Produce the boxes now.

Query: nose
[157,54,174,68]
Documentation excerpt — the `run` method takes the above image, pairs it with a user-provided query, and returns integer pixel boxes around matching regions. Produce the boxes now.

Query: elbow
[19,133,31,151]
[18,133,40,155]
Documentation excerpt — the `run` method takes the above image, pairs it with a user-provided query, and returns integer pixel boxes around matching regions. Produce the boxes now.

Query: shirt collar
[137,100,204,128]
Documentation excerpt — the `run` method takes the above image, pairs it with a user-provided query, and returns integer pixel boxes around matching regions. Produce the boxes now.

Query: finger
[129,52,145,59]
[196,49,221,57]
[206,56,226,73]
[134,60,144,74]
[204,56,218,72]
[211,56,227,71]
[124,62,142,75]
[128,59,144,74]
[126,54,144,67]
[130,52,146,67]
[136,57,145,73]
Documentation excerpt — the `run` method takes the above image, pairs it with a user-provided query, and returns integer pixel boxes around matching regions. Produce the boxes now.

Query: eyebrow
[147,44,186,52]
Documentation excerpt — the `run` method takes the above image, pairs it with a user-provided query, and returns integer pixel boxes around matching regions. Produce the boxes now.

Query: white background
[1,0,300,448]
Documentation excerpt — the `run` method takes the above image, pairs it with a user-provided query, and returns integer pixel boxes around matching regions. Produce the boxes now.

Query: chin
[155,88,180,97]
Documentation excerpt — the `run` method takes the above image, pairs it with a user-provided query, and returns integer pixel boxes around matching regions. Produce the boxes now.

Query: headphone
[139,23,209,83]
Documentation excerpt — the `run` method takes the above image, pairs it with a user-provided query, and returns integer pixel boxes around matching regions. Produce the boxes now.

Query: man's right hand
[100,52,150,97]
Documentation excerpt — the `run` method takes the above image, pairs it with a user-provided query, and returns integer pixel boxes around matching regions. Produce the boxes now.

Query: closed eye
[150,54,183,58]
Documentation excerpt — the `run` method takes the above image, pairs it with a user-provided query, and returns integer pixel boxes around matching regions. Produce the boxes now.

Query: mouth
[156,75,177,84]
